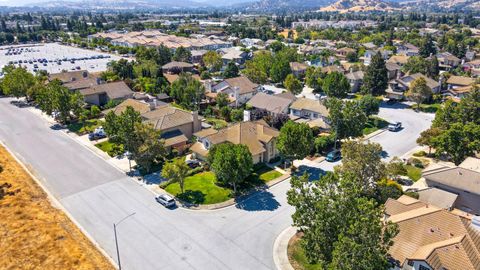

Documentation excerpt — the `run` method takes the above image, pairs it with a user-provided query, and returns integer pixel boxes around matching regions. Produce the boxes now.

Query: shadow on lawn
[235,189,280,212]
[177,190,206,205]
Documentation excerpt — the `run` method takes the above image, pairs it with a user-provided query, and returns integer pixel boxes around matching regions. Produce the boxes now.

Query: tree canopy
[277,121,313,161]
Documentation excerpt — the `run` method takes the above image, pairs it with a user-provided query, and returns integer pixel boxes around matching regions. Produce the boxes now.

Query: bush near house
[68,119,104,135]
[95,140,124,157]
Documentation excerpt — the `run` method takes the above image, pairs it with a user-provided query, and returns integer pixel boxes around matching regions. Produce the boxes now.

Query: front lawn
[404,165,422,181]
[67,119,104,135]
[363,116,389,135]
[288,234,322,270]
[249,164,282,183]
[164,172,232,205]
[411,103,441,113]
[95,140,124,157]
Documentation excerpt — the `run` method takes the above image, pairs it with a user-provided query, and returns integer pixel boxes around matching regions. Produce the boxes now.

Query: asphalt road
[0,98,433,270]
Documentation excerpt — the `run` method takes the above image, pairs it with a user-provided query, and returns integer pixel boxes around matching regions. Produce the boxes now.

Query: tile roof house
[345,70,364,92]
[289,62,309,77]
[205,76,260,107]
[387,55,410,66]
[437,52,461,71]
[49,70,102,91]
[79,81,134,106]
[389,73,441,95]
[247,92,294,115]
[108,99,201,150]
[385,196,480,270]
[446,75,475,89]
[423,166,480,215]
[289,98,329,121]
[162,61,194,74]
[190,121,280,164]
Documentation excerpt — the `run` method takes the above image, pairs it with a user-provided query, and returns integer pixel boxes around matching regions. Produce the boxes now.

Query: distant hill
[399,0,480,12]
[244,0,334,12]
[319,0,400,13]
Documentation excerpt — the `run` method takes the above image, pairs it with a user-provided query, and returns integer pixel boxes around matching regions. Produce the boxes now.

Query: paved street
[297,102,434,178]
[0,98,433,270]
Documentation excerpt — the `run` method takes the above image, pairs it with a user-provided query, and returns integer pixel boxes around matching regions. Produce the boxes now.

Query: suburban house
[446,75,475,89]
[437,52,461,71]
[389,73,441,94]
[321,65,345,74]
[190,121,280,164]
[396,43,419,56]
[386,62,402,80]
[220,47,248,66]
[79,81,134,106]
[289,62,309,77]
[247,92,294,115]
[422,165,480,215]
[109,99,201,151]
[162,61,194,74]
[385,195,480,270]
[345,70,364,92]
[387,55,410,67]
[335,47,356,59]
[191,50,208,65]
[205,76,260,107]
[289,98,329,121]
[49,70,102,91]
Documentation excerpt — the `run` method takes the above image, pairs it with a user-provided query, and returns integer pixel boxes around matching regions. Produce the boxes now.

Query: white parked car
[155,194,176,208]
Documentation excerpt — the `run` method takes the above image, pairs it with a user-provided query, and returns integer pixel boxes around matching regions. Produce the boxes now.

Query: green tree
[358,94,380,116]
[305,66,324,93]
[433,123,480,165]
[169,73,205,110]
[243,51,273,84]
[375,179,403,204]
[223,62,239,78]
[327,98,368,141]
[203,51,222,72]
[336,140,386,194]
[322,71,350,98]
[162,158,190,193]
[131,123,166,173]
[277,121,313,161]
[215,92,229,108]
[173,46,191,62]
[419,34,437,58]
[270,58,291,83]
[416,127,442,155]
[406,77,432,110]
[210,143,253,194]
[363,52,388,96]
[1,66,35,98]
[287,172,397,267]
[284,74,302,95]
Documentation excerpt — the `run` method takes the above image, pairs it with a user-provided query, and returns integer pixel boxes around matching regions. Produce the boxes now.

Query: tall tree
[209,143,253,194]
[363,52,388,96]
[172,46,191,62]
[406,77,432,110]
[131,123,166,173]
[305,66,324,93]
[277,121,313,161]
[287,172,398,268]
[223,62,239,78]
[327,98,368,141]
[322,71,350,98]
[358,94,380,116]
[202,51,222,72]
[419,34,437,58]
[162,158,189,193]
[284,74,302,95]
[169,73,205,110]
[1,66,35,98]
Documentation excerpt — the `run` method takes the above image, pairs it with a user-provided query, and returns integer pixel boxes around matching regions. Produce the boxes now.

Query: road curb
[273,226,296,270]
[0,140,118,269]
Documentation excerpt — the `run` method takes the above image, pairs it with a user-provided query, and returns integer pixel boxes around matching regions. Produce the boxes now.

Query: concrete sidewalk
[273,226,296,270]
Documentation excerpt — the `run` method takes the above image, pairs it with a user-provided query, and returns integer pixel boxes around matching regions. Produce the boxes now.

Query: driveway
[296,102,434,179]
[0,98,293,270]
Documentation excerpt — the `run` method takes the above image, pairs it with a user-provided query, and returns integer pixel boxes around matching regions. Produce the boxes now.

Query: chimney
[192,111,201,132]
[243,110,251,122]
[150,99,158,110]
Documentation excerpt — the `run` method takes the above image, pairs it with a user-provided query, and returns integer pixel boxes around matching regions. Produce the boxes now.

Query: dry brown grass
[0,146,114,270]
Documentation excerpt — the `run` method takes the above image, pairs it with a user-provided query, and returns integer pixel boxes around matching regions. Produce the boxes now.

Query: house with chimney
[108,99,201,151]
[190,120,280,164]
[204,76,260,107]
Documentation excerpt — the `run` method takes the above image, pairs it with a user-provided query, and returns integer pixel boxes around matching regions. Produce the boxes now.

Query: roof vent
[430,228,435,233]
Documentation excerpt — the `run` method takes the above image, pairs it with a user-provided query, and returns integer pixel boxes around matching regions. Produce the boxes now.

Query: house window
[407,260,414,266]
[313,113,318,118]
[419,265,430,270]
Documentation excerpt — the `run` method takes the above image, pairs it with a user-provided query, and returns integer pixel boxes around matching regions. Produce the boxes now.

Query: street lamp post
[113,212,136,270]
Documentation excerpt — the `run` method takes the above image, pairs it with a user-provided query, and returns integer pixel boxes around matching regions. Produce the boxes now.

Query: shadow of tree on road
[235,189,280,212]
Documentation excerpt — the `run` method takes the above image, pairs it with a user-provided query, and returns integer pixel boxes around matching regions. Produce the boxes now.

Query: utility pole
[113,212,136,270]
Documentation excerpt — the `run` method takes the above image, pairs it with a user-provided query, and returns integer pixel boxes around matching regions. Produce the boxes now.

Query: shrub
[408,157,424,168]
[404,191,419,199]
[187,166,204,176]
[413,150,427,157]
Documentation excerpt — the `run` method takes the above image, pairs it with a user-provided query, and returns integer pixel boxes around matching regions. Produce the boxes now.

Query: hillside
[400,0,480,11]
[319,0,400,13]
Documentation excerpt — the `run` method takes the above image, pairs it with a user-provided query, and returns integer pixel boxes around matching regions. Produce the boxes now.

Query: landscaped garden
[164,171,232,205]
[68,119,104,135]
[362,116,389,135]
[288,233,322,270]
[247,163,282,183]
[95,140,124,157]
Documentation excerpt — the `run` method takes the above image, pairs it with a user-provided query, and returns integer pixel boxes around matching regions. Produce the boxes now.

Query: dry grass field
[0,146,114,270]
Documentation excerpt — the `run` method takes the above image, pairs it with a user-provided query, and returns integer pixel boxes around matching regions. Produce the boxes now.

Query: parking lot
[0,43,124,75]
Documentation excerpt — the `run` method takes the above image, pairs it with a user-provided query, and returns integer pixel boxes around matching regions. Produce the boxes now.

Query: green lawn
[67,119,104,135]
[245,163,283,185]
[206,117,228,130]
[165,172,232,205]
[410,103,441,113]
[363,116,389,135]
[288,238,322,270]
[95,140,124,157]
[404,165,422,181]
